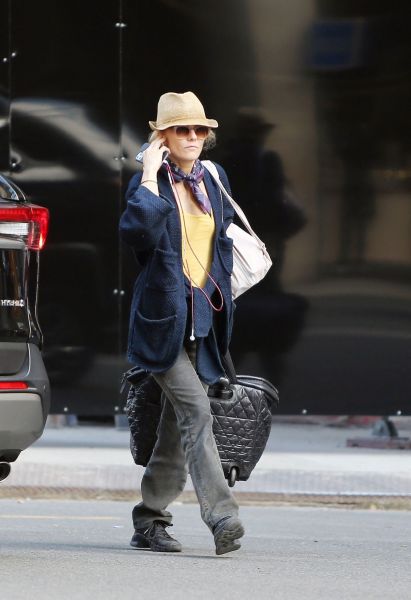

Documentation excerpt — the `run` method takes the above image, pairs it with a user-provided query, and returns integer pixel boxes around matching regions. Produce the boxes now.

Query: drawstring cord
[165,163,224,341]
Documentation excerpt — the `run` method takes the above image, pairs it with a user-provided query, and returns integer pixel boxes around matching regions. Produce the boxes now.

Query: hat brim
[149,117,218,131]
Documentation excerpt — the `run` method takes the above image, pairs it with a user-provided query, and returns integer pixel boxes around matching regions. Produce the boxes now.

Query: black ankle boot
[131,521,182,553]
[213,516,244,556]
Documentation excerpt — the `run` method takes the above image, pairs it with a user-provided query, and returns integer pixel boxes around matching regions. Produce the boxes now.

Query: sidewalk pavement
[2,417,411,500]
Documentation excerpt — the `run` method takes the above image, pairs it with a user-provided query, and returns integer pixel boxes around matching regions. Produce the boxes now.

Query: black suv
[0,174,50,482]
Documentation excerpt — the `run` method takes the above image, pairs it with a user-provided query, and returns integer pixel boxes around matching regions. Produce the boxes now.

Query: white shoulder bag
[202,160,272,299]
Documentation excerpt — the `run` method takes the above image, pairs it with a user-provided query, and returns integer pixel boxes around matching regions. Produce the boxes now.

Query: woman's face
[163,125,208,167]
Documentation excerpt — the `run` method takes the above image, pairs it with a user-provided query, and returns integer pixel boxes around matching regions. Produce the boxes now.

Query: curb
[1,488,411,510]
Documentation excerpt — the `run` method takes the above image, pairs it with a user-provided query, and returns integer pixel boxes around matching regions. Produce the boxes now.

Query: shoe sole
[130,532,151,550]
[149,542,182,553]
[130,542,151,550]
[214,519,245,556]
[130,536,182,553]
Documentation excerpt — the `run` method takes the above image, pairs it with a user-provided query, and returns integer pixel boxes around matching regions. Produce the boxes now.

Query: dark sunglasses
[173,125,209,139]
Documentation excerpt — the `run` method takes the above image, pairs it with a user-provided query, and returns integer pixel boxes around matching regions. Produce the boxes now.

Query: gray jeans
[132,342,239,531]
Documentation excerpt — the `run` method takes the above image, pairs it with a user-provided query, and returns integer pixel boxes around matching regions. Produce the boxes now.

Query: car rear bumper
[0,393,44,452]
[0,343,50,461]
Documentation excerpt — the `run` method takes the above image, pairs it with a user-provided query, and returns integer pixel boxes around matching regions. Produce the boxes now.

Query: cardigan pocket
[132,310,177,365]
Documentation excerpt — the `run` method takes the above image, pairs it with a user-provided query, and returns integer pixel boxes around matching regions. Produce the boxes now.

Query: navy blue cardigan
[119,162,235,384]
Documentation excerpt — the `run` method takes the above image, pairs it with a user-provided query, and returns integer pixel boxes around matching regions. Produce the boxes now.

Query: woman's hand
[142,137,169,177]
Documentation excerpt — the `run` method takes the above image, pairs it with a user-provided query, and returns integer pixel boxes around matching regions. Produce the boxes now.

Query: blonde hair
[148,128,216,152]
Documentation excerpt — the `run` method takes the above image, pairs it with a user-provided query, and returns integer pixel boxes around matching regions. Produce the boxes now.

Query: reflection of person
[222,107,308,386]
[223,107,284,227]
[223,107,306,290]
[119,92,244,555]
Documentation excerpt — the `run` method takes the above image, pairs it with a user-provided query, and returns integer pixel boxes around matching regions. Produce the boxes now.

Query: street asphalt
[1,500,410,600]
[2,419,411,599]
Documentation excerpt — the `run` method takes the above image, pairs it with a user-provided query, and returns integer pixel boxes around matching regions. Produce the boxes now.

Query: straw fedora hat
[149,91,218,131]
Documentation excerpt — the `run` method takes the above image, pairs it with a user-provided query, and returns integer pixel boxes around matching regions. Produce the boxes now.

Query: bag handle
[221,349,238,385]
[202,160,265,245]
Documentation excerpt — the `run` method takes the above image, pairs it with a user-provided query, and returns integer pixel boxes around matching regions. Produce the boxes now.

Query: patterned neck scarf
[168,160,212,215]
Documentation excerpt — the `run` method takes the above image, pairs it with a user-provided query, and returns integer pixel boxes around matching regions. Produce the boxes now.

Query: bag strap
[221,349,238,385]
[202,160,265,245]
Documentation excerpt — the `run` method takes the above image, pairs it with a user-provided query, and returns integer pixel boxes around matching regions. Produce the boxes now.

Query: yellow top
[180,210,215,288]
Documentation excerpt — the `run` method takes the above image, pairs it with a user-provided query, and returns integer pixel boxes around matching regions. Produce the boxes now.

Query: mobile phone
[135,143,169,163]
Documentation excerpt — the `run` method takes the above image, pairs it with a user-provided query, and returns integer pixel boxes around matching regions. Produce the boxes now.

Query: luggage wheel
[228,466,238,487]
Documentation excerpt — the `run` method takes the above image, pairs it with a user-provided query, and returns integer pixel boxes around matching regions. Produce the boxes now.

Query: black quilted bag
[122,354,279,486]
[208,352,279,486]
[121,367,162,467]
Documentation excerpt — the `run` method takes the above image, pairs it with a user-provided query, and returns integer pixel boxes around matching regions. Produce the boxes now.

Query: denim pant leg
[132,393,188,530]
[132,345,239,531]
[152,345,238,531]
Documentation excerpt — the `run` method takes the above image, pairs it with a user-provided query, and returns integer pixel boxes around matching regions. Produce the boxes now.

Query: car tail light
[0,205,49,250]
[0,381,29,390]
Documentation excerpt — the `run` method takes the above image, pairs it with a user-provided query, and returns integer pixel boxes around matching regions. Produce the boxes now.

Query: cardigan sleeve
[119,172,175,251]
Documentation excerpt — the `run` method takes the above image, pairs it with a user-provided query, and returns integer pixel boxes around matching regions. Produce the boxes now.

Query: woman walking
[119,91,244,555]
